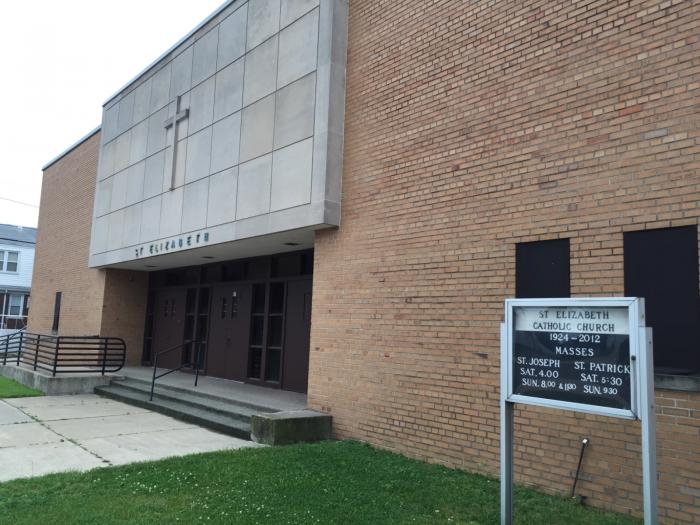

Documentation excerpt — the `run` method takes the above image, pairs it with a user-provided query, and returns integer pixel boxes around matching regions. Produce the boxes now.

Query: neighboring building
[28,0,700,522]
[0,224,36,335]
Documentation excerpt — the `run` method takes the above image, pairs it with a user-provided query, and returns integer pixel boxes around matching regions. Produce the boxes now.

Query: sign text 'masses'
[512,306,632,410]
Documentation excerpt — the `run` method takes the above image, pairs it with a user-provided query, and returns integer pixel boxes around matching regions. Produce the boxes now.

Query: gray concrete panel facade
[90,0,348,269]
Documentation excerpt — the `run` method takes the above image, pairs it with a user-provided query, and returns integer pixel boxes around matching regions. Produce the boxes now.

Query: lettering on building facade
[134,231,210,259]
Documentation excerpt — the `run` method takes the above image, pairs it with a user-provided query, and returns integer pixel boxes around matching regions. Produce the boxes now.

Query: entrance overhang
[91,225,324,271]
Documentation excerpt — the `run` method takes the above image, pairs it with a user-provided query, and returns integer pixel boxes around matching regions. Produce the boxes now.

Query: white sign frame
[500,297,657,525]
[505,297,641,419]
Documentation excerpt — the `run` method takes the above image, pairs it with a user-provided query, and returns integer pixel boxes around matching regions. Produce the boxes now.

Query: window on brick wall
[52,292,62,334]
[624,226,700,375]
[516,239,570,298]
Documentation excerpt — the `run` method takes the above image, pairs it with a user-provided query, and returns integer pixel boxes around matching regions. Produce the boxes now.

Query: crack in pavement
[16,405,114,467]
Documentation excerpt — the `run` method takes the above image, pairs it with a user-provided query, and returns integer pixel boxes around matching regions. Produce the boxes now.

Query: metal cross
[163,95,189,190]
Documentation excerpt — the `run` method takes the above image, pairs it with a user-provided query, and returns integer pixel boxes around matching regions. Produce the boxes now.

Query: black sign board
[501,298,657,525]
[512,306,632,411]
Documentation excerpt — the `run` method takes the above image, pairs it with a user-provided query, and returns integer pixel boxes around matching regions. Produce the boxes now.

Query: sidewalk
[0,394,259,482]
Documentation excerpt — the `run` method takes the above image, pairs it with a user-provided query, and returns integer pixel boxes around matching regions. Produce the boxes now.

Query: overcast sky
[0,0,225,228]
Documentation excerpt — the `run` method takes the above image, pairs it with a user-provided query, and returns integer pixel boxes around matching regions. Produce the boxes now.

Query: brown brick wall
[100,269,148,366]
[28,132,105,336]
[29,132,148,365]
[308,0,700,522]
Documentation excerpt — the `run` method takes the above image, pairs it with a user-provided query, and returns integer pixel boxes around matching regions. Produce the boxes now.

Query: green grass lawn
[0,441,639,525]
[0,376,42,398]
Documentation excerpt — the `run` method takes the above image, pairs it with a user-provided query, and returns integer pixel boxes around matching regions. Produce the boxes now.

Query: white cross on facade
[163,95,189,190]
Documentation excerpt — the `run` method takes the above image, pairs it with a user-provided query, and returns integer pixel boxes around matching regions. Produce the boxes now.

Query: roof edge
[0,238,36,247]
[41,126,101,172]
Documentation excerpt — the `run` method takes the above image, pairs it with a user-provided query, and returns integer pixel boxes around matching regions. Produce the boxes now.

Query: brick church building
[28,1,699,522]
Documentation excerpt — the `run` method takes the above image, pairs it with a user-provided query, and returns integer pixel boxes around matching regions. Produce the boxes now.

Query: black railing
[1,329,25,365]
[150,341,206,400]
[0,332,126,376]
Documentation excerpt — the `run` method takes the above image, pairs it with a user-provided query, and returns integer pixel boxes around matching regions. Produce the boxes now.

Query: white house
[0,224,36,335]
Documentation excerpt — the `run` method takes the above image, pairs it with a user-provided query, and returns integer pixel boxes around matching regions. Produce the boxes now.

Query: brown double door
[206,278,312,392]
[150,278,312,392]
[207,284,251,382]
[152,289,187,369]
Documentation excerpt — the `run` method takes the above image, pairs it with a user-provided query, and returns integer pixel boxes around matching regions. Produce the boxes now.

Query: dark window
[185,289,196,315]
[165,271,186,286]
[247,258,270,280]
[184,268,200,285]
[267,316,283,347]
[142,291,156,363]
[195,287,210,361]
[516,239,570,298]
[52,292,62,334]
[221,262,246,282]
[265,348,281,382]
[22,295,29,317]
[251,316,264,346]
[301,251,314,275]
[624,226,700,374]
[248,283,267,379]
[270,251,314,278]
[252,284,266,314]
[182,288,198,364]
[271,254,302,278]
[269,282,285,314]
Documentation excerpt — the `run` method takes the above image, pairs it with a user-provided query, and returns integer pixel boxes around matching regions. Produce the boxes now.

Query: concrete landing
[0,363,118,395]
[120,366,307,411]
[0,394,260,482]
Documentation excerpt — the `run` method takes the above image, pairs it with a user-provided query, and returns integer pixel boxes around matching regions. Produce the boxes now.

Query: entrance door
[152,288,187,369]
[207,284,251,381]
[246,280,312,391]
[282,279,312,393]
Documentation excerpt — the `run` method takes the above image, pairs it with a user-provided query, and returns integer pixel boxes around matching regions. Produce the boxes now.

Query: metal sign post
[500,298,657,525]
[638,326,658,522]
[500,321,514,524]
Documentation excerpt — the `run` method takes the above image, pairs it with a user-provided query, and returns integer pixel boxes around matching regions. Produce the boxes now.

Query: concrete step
[94,384,251,440]
[107,378,272,423]
[112,376,280,413]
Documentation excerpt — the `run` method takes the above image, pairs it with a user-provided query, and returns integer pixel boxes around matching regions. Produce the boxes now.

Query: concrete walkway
[0,394,260,483]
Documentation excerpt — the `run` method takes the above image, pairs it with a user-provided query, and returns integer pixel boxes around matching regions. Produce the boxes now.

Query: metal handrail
[5,327,26,340]
[1,328,25,365]
[150,340,206,400]
[0,332,126,376]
